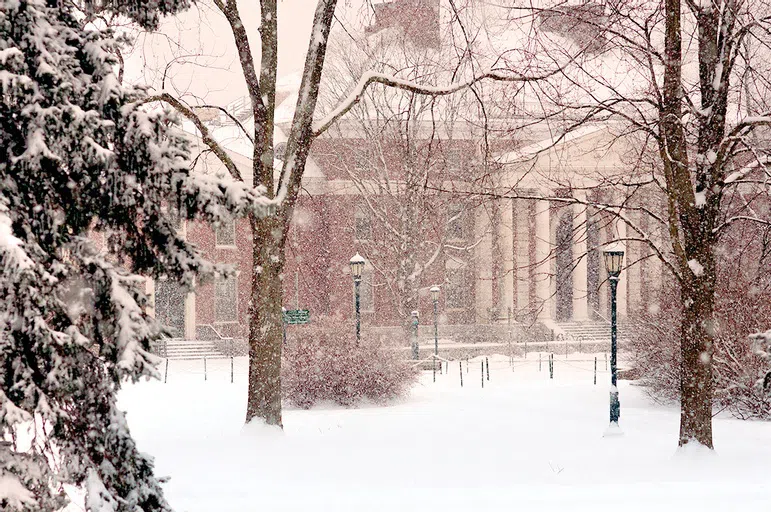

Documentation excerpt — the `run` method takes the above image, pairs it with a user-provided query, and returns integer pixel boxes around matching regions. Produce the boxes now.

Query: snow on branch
[140,93,244,182]
[0,472,36,510]
[180,172,277,220]
[312,66,571,137]
[714,215,771,234]
[725,111,771,140]
[0,206,33,273]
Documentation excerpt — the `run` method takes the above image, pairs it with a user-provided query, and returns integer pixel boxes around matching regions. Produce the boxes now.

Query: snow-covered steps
[553,320,632,345]
[153,338,226,360]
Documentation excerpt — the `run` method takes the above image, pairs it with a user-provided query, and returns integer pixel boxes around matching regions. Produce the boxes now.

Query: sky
[123,0,370,106]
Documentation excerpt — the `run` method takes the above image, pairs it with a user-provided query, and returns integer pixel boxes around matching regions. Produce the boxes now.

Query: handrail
[411,354,453,367]
[591,309,611,324]
[198,324,235,342]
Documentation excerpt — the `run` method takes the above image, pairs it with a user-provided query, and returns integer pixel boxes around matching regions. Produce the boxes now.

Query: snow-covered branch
[141,93,244,182]
[312,65,572,137]
[714,215,771,234]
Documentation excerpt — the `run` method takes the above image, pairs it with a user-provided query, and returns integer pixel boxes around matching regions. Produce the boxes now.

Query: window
[447,203,467,240]
[215,218,236,247]
[445,262,469,310]
[275,141,287,162]
[168,210,183,231]
[354,205,372,241]
[215,276,238,323]
[354,147,374,172]
[447,148,463,172]
[161,206,185,236]
[539,3,607,53]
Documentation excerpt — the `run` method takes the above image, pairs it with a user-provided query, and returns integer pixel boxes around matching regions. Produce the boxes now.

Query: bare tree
[319,32,498,335]
[490,0,771,448]
[139,0,578,427]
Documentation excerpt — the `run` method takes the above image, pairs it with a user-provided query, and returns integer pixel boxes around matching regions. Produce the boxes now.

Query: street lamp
[430,286,440,376]
[349,253,365,345]
[603,242,624,428]
[411,310,420,360]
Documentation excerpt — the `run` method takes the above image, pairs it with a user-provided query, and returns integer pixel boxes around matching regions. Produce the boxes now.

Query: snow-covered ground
[118,354,771,512]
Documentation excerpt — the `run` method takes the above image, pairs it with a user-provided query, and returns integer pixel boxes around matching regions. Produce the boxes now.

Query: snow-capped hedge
[282,318,419,408]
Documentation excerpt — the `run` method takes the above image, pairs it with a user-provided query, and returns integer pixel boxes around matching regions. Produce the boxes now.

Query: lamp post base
[603,421,624,437]
[610,388,621,424]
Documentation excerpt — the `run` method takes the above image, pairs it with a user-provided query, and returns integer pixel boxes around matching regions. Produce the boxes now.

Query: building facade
[146,0,664,343]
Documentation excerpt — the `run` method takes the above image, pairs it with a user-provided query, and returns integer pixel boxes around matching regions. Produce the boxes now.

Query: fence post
[481,361,484,388]
[485,357,490,381]
[549,354,554,379]
[594,356,597,385]
[164,358,169,384]
[539,353,542,372]
[231,356,234,384]
[204,357,207,381]
[433,356,436,383]
[445,361,449,374]
[605,352,608,371]
[459,361,463,388]
[466,357,469,374]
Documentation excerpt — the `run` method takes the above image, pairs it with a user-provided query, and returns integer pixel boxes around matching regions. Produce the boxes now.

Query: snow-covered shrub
[632,267,771,419]
[750,330,771,392]
[282,317,419,408]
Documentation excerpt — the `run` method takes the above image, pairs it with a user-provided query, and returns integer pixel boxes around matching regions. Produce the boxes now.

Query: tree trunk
[678,261,716,447]
[245,213,285,427]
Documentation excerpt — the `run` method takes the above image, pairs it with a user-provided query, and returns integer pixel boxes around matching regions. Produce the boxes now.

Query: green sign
[283,309,310,325]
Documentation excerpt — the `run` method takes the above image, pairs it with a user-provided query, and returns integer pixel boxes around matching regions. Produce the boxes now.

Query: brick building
[147,0,663,345]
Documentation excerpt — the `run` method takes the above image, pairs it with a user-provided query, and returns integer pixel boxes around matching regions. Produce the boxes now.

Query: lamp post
[603,243,624,427]
[349,253,365,345]
[430,286,440,374]
[411,310,420,360]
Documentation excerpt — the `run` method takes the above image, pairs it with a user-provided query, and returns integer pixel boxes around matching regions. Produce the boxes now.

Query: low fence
[410,354,617,388]
[155,352,626,388]
[174,322,557,358]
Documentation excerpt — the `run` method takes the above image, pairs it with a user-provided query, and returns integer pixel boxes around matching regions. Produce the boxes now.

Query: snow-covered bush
[0,1,270,510]
[632,267,771,420]
[750,330,771,392]
[282,318,419,408]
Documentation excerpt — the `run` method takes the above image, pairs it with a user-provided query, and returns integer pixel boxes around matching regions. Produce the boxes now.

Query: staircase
[225,96,252,122]
[154,338,226,360]
[553,320,631,346]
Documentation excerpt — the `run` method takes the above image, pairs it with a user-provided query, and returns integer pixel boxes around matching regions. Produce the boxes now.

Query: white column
[145,278,155,318]
[185,289,196,340]
[515,199,531,315]
[501,198,515,317]
[617,219,628,317]
[475,210,494,322]
[573,196,589,321]
[535,198,552,320]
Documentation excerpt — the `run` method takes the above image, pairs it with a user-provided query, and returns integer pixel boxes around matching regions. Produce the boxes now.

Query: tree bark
[245,0,339,427]
[246,213,286,426]
[678,269,715,447]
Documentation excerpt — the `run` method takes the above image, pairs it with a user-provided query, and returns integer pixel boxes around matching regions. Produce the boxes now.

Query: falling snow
[3,0,771,510]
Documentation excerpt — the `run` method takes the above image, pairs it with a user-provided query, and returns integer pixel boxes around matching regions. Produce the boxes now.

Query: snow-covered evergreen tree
[0,1,270,510]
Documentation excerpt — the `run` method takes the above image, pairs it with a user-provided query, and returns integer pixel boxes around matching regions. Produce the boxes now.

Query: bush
[632,268,771,419]
[281,317,419,408]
